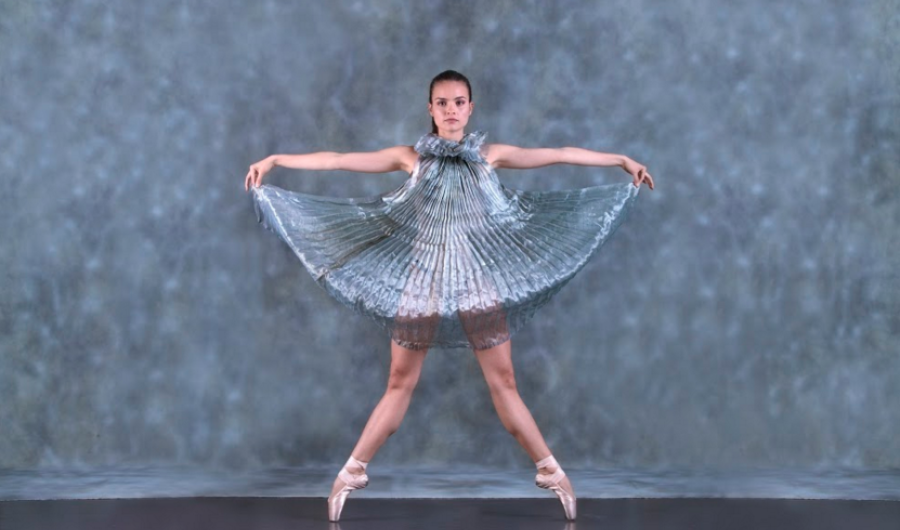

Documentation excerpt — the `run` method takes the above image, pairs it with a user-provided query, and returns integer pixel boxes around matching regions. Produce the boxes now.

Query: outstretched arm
[485,144,654,189]
[486,144,623,170]
[245,145,417,190]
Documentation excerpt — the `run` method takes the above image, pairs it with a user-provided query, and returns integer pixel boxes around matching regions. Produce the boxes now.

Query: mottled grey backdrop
[1,0,898,481]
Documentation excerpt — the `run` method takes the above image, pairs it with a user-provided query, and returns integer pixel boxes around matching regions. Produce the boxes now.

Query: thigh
[390,337,428,379]
[472,338,515,387]
[457,249,510,349]
[392,256,442,349]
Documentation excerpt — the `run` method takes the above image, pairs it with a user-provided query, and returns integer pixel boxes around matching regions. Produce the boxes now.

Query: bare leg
[328,339,428,501]
[472,339,575,498]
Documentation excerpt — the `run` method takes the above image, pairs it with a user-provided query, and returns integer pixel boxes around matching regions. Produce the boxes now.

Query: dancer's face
[428,81,474,138]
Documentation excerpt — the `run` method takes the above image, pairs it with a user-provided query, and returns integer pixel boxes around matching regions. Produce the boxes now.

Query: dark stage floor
[2,497,900,530]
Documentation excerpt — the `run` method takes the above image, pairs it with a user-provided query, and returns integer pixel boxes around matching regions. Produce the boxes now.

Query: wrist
[617,155,629,168]
[269,154,280,167]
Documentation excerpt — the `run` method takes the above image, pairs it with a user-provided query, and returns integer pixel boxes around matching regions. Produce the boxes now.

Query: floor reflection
[1,466,898,500]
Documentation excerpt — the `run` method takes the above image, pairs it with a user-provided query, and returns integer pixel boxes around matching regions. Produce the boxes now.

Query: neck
[436,128,465,142]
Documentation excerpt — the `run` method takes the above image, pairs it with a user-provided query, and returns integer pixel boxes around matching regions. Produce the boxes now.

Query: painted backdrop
[1,1,897,479]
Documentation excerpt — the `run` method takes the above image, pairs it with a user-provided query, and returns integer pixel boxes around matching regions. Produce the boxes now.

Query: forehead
[431,81,469,100]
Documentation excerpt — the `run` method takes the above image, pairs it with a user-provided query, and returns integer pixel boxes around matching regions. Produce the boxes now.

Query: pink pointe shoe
[327,455,369,522]
[535,454,576,521]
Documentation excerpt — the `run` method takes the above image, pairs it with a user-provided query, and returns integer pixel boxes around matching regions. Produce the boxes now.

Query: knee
[486,369,517,393]
[387,367,420,393]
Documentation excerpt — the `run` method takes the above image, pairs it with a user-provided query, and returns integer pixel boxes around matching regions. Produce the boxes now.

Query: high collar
[414,130,487,161]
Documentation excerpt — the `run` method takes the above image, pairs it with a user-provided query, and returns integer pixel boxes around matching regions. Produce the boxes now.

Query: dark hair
[429,70,472,134]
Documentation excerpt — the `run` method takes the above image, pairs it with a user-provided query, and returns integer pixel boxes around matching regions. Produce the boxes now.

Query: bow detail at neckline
[414,131,487,162]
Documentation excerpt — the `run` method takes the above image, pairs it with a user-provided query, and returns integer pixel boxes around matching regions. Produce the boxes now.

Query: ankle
[535,454,559,474]
[345,455,369,474]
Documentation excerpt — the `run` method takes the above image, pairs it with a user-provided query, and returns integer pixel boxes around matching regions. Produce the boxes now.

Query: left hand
[622,157,654,190]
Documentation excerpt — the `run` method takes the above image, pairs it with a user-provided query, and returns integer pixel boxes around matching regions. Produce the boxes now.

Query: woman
[245,70,654,522]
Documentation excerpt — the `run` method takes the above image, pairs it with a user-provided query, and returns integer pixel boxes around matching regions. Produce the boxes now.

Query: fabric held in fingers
[250,131,639,351]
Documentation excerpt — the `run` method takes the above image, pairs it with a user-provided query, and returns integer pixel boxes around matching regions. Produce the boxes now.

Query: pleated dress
[250,130,639,351]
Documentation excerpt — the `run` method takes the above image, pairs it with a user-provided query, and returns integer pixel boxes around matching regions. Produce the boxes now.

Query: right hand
[245,156,276,190]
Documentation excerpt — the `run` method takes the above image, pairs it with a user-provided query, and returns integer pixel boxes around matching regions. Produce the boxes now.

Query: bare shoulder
[482,143,518,169]
[384,144,419,174]
[482,142,564,170]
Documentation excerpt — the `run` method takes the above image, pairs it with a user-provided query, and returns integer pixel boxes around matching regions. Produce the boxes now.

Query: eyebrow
[434,97,467,101]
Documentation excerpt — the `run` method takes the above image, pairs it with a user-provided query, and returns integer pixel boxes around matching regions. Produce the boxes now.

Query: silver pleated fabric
[250,131,639,351]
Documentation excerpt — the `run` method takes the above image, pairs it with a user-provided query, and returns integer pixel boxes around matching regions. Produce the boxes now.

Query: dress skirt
[250,131,640,351]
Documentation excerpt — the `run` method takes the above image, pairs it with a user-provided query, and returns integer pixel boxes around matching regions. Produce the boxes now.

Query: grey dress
[250,130,639,351]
